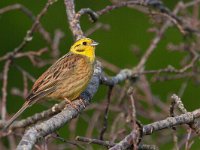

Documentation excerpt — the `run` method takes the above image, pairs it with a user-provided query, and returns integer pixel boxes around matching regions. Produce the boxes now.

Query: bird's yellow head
[70,38,98,63]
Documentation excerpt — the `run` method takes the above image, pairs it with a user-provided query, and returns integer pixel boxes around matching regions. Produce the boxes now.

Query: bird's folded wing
[26,86,56,102]
[26,53,84,102]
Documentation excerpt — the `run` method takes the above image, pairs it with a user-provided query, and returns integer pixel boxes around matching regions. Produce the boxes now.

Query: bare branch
[1,60,12,120]
[64,0,84,40]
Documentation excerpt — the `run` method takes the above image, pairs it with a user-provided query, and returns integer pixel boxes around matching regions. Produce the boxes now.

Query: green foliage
[1,0,200,149]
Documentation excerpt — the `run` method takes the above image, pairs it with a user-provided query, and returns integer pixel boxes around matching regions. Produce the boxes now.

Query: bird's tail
[2,88,55,131]
[3,100,32,131]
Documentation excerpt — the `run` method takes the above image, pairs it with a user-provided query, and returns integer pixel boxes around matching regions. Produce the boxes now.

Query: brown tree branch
[0,0,57,124]
[64,0,84,40]
[109,109,200,150]
[1,60,12,120]
[0,101,67,130]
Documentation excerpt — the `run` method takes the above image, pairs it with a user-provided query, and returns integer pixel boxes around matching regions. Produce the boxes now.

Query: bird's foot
[64,98,80,111]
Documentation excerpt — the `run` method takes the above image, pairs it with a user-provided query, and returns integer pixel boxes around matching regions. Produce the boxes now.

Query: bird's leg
[64,98,79,111]
[78,98,86,108]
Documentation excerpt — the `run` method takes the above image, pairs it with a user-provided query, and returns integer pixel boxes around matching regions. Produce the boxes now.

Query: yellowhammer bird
[4,38,98,130]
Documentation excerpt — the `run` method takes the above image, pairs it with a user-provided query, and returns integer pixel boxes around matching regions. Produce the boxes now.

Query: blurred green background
[0,0,200,149]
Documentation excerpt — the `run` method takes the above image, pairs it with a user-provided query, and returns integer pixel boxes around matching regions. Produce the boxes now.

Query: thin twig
[170,95,179,150]
[1,60,12,120]
[99,86,113,140]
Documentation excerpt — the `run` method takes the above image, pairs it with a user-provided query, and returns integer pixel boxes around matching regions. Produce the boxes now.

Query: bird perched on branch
[3,38,98,130]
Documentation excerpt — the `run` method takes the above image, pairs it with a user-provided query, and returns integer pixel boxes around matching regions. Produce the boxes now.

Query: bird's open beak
[91,41,99,46]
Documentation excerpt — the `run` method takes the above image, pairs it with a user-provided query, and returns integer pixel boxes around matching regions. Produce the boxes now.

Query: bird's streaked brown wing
[26,53,86,101]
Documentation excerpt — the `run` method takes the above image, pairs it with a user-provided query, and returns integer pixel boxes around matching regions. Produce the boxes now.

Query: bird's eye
[83,42,87,45]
